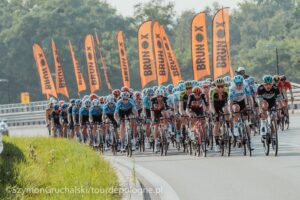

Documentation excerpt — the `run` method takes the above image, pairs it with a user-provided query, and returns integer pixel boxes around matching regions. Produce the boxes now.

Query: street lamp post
[266,44,279,75]
[0,79,10,103]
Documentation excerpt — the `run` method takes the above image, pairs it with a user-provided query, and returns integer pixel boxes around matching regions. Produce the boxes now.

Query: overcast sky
[105,0,244,17]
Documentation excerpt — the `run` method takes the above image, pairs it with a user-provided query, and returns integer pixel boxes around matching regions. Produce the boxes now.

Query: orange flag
[94,32,113,91]
[85,34,101,93]
[160,25,182,85]
[69,40,86,95]
[33,44,57,99]
[191,12,210,80]
[212,8,231,80]
[138,21,156,88]
[117,31,131,87]
[51,39,69,99]
[152,21,168,85]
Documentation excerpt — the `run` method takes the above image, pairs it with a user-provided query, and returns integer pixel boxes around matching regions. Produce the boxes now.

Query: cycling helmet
[90,93,98,101]
[178,83,185,91]
[159,85,166,91]
[106,95,115,104]
[121,86,129,92]
[54,104,60,111]
[82,95,89,101]
[198,81,203,87]
[177,80,184,85]
[84,99,91,107]
[192,80,198,87]
[263,75,273,84]
[192,87,202,95]
[233,75,244,84]
[142,89,147,96]
[206,78,213,83]
[215,78,225,86]
[273,75,280,83]
[246,76,255,85]
[185,81,192,89]
[134,91,142,99]
[202,81,210,87]
[280,75,286,81]
[121,92,130,99]
[75,99,81,107]
[223,76,231,83]
[92,99,100,107]
[237,67,245,73]
[147,88,154,96]
[99,96,105,103]
[172,87,178,94]
[58,100,65,106]
[62,103,69,110]
[153,86,158,92]
[70,99,76,106]
[167,84,174,93]
[155,88,164,96]
[112,89,121,97]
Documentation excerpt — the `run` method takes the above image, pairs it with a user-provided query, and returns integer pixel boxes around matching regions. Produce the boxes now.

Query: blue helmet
[54,104,60,111]
[62,103,69,110]
[166,84,174,93]
[84,99,91,107]
[70,99,76,106]
[92,99,100,107]
[263,75,273,84]
[178,83,185,91]
[192,80,198,87]
[245,77,255,85]
[147,88,154,96]
[233,75,244,84]
[75,99,82,107]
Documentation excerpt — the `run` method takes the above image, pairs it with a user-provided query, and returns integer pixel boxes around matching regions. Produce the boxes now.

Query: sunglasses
[265,83,273,86]
[157,95,163,98]
[122,98,128,101]
[186,87,193,90]
[217,85,224,88]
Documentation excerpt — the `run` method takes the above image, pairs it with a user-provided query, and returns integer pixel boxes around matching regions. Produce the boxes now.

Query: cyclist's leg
[232,103,241,137]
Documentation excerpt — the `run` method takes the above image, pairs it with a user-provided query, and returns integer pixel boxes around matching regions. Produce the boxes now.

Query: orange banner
[94,32,112,91]
[117,31,131,87]
[69,40,86,95]
[212,8,231,80]
[138,21,156,88]
[52,39,69,98]
[191,12,210,80]
[85,34,100,93]
[160,25,182,85]
[153,21,168,85]
[33,44,57,99]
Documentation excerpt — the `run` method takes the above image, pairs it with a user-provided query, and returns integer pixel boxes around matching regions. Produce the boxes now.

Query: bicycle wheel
[164,132,168,156]
[272,120,279,156]
[263,128,270,156]
[239,126,247,156]
[127,130,132,157]
[208,123,214,150]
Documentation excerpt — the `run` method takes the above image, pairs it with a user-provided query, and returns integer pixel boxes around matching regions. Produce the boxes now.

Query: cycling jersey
[103,103,116,115]
[51,111,60,125]
[79,107,89,125]
[151,96,169,123]
[278,81,292,99]
[210,87,229,117]
[187,93,207,116]
[142,96,151,110]
[89,106,103,116]
[179,91,189,110]
[257,85,281,109]
[115,99,136,113]
[229,84,251,103]
[60,110,68,124]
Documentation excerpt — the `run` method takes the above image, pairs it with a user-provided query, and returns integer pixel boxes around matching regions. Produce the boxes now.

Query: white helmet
[121,92,130,99]
[237,67,245,72]
[92,99,99,107]
[202,81,210,86]
[107,95,115,103]
[155,88,164,96]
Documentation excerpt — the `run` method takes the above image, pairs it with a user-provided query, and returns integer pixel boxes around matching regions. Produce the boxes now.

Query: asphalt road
[111,114,300,200]
[10,114,300,200]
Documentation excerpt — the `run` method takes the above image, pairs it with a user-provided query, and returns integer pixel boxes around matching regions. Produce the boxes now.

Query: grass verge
[0,136,119,199]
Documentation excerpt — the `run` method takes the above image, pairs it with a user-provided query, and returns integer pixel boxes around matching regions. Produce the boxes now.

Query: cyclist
[187,86,208,146]
[103,96,119,150]
[236,67,249,79]
[151,88,169,153]
[112,89,121,102]
[89,99,105,148]
[228,75,254,149]
[60,103,69,138]
[143,88,154,148]
[114,92,138,152]
[79,99,91,143]
[278,75,294,116]
[257,75,281,138]
[46,101,54,135]
[51,104,61,137]
[209,78,230,151]
[72,99,81,141]
[67,99,76,139]
[99,96,105,106]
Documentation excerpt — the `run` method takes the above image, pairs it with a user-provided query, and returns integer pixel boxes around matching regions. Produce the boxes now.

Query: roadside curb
[105,156,144,200]
[105,156,180,200]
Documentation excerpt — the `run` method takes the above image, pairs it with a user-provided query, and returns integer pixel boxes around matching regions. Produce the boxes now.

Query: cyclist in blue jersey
[72,99,81,140]
[89,99,104,147]
[60,103,69,138]
[114,92,138,151]
[79,99,91,143]
[51,104,61,137]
